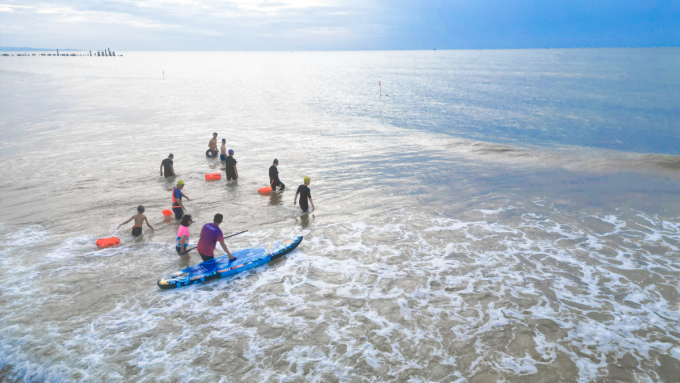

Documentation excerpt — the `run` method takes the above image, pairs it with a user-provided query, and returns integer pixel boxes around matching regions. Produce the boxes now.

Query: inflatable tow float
[96,237,120,248]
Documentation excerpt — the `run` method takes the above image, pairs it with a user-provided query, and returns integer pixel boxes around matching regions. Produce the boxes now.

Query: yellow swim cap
[303,176,310,183]
[177,179,185,186]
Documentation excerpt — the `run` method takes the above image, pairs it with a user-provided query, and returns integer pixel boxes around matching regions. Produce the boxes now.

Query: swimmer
[208,132,218,156]
[269,158,285,191]
[225,149,238,180]
[172,180,192,219]
[118,205,154,236]
[176,214,193,255]
[294,176,314,213]
[160,154,175,177]
[220,139,227,162]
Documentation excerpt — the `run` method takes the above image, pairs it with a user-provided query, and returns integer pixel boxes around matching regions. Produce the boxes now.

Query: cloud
[1,2,178,28]
[0,0,676,50]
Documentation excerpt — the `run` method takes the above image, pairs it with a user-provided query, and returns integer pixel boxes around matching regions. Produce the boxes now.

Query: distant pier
[1,48,120,57]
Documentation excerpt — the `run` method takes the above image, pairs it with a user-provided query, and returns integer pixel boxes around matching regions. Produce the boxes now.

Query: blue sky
[0,0,678,50]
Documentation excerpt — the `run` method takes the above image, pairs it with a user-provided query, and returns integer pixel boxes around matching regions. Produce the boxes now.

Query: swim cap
[222,139,226,142]
[177,180,185,186]
[137,205,144,212]
[228,149,234,155]
[273,159,278,164]
[168,153,173,158]
[304,176,310,183]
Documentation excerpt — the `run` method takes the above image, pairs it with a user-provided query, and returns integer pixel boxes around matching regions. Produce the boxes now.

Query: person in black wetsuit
[269,159,285,191]
[225,149,238,180]
[160,154,175,177]
[294,176,314,213]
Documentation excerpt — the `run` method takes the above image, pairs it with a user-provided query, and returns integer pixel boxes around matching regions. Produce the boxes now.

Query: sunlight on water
[0,49,679,382]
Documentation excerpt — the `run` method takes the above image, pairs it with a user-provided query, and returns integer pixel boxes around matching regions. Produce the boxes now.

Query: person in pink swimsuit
[176,214,193,255]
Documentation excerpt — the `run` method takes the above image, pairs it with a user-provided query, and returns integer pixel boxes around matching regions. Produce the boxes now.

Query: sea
[1,48,679,382]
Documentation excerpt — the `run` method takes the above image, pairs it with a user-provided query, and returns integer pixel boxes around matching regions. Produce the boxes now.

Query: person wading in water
[294,176,314,213]
[220,139,227,162]
[118,205,154,236]
[208,133,218,157]
[196,214,235,262]
[269,159,285,191]
[172,180,192,219]
[225,149,238,180]
[160,154,175,177]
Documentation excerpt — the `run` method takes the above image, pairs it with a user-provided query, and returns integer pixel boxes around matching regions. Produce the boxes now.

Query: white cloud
[0,0,380,49]
[1,2,178,29]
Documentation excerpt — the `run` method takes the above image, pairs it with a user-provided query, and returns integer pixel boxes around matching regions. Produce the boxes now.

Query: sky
[0,0,678,50]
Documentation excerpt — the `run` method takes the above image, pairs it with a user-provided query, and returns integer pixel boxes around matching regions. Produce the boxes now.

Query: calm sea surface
[1,49,680,382]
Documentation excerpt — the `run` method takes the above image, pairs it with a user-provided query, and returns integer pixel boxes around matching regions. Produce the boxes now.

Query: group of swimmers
[117,132,314,263]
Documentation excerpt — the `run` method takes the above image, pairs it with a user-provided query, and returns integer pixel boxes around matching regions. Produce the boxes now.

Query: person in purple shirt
[196,214,235,262]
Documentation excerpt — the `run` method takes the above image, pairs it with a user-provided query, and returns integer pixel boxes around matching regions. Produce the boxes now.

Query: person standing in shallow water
[196,214,235,262]
[225,149,238,180]
[208,133,218,156]
[172,180,191,219]
[219,139,227,162]
[160,154,175,177]
[269,159,285,191]
[176,214,193,255]
[118,205,154,236]
[294,176,314,213]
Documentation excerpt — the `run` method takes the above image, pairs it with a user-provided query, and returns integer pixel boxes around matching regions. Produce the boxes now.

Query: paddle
[179,230,248,255]
[224,230,248,239]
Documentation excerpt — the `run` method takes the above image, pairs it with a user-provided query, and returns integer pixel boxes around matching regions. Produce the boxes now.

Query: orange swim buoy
[162,209,172,216]
[205,173,221,181]
[96,237,121,248]
[258,186,272,194]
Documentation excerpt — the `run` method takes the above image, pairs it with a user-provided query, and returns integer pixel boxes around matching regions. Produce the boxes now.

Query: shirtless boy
[118,205,154,236]
[220,139,227,162]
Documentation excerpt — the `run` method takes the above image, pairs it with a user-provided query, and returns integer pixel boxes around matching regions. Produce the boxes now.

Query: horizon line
[2,45,680,53]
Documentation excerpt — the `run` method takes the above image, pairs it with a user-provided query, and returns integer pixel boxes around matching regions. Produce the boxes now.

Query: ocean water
[1,48,680,382]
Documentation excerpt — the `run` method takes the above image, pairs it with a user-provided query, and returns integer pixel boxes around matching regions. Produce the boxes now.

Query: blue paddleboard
[157,236,302,289]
